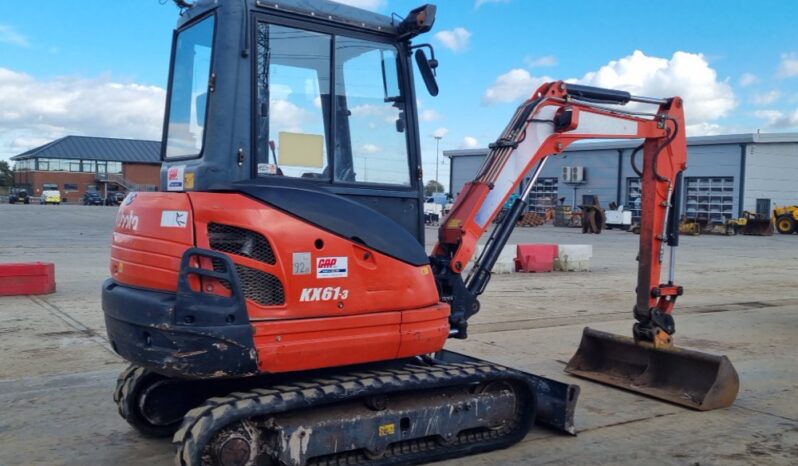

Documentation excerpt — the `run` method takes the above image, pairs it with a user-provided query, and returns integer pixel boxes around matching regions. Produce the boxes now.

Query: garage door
[685,177,735,222]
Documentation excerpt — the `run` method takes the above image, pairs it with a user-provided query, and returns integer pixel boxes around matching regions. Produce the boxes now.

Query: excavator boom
[431,81,739,409]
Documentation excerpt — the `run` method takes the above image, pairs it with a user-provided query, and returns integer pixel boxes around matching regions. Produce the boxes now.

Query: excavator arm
[431,81,687,343]
[432,81,738,412]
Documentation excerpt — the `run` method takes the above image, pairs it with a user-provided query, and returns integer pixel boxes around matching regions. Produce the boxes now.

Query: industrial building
[11,136,161,202]
[446,133,798,222]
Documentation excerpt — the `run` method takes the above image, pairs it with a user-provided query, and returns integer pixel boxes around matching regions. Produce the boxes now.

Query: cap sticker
[316,256,348,279]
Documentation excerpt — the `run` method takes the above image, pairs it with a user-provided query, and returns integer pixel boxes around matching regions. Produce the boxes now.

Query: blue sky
[1,0,797,190]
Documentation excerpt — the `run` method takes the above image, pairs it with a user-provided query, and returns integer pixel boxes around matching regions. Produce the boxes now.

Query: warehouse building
[446,133,798,222]
[11,136,161,202]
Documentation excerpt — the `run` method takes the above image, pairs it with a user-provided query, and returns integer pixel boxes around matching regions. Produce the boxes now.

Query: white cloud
[460,136,480,149]
[0,25,29,48]
[332,0,386,11]
[432,127,449,138]
[0,67,165,160]
[755,109,798,128]
[350,103,398,124]
[739,72,759,87]
[483,50,736,127]
[578,51,735,123]
[778,53,798,78]
[751,90,781,105]
[361,143,381,153]
[686,122,724,136]
[524,55,558,68]
[475,0,511,8]
[420,109,441,122]
[482,69,551,104]
[435,28,471,53]
[270,99,311,133]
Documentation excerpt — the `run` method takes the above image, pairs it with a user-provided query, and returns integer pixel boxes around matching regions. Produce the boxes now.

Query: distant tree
[0,161,12,188]
[425,179,444,196]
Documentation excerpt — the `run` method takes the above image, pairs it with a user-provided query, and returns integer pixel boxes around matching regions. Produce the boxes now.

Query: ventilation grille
[208,223,276,265]
[212,259,285,306]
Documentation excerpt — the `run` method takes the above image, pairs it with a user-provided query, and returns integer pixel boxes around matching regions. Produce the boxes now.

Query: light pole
[434,135,442,191]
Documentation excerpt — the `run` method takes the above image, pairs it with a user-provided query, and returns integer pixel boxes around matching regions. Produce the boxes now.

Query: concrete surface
[1,203,797,465]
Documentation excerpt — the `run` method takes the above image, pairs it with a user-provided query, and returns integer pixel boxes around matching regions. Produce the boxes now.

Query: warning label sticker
[160,210,189,228]
[316,256,348,279]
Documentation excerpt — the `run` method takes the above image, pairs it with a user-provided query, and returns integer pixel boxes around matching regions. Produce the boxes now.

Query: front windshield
[254,21,410,185]
[164,16,215,159]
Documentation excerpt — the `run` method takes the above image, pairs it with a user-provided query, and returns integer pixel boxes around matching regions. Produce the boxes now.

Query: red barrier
[515,244,558,273]
[0,262,56,296]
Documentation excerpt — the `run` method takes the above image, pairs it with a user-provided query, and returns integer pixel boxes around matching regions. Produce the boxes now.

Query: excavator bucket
[564,327,739,410]
[741,218,774,236]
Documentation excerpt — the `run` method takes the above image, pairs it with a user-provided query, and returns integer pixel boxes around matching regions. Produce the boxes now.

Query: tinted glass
[334,37,409,185]
[255,23,331,179]
[164,16,215,159]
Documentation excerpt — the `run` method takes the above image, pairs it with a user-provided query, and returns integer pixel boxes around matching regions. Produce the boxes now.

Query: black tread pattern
[173,361,536,466]
[115,364,181,438]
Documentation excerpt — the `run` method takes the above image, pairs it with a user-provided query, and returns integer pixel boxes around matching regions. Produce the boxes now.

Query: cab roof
[182,0,401,36]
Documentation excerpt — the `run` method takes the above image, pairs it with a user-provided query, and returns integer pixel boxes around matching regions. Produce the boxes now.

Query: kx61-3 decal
[299,287,350,302]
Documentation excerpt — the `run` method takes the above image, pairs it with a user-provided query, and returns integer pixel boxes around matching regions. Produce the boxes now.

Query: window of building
[64,183,79,192]
[14,159,32,171]
[107,162,122,174]
[87,184,97,191]
[82,160,96,173]
[68,160,82,172]
[42,183,59,190]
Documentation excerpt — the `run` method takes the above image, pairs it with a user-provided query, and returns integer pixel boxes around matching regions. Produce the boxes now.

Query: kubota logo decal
[316,256,348,279]
[116,210,140,231]
[299,287,349,302]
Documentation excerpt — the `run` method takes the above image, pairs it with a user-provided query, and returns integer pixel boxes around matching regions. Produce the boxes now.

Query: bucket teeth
[564,327,739,411]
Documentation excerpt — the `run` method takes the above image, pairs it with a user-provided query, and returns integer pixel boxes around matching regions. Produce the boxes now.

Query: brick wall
[13,162,161,203]
[13,171,98,202]
[123,163,160,186]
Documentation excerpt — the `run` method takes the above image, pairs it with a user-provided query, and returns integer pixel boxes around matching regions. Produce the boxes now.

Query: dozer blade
[742,219,774,236]
[564,327,739,411]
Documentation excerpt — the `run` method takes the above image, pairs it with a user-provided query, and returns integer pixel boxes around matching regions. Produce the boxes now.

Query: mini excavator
[102,1,740,465]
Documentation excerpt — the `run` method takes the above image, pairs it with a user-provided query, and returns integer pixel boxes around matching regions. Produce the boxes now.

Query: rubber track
[114,364,144,421]
[173,360,536,466]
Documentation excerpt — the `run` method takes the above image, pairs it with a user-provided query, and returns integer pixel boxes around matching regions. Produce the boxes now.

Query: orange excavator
[103,1,739,465]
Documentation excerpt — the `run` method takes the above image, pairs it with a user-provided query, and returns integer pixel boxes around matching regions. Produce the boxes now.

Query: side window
[334,37,410,186]
[256,23,331,179]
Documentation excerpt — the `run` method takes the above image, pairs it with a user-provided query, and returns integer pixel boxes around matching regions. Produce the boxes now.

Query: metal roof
[444,132,798,158]
[10,136,161,164]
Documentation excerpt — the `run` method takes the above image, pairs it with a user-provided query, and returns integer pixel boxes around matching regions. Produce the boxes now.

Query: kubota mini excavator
[103,1,740,465]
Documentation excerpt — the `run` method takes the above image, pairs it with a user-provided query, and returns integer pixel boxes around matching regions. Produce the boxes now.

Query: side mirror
[415,49,439,97]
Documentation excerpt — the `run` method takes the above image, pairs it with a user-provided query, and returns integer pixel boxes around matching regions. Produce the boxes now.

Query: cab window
[255,23,330,179]
[334,37,410,185]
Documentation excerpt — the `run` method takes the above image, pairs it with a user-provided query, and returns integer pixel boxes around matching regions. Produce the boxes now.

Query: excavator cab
[159,0,436,242]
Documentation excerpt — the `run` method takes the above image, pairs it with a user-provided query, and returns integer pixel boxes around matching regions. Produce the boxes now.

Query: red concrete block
[0,262,56,296]
[515,244,558,273]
